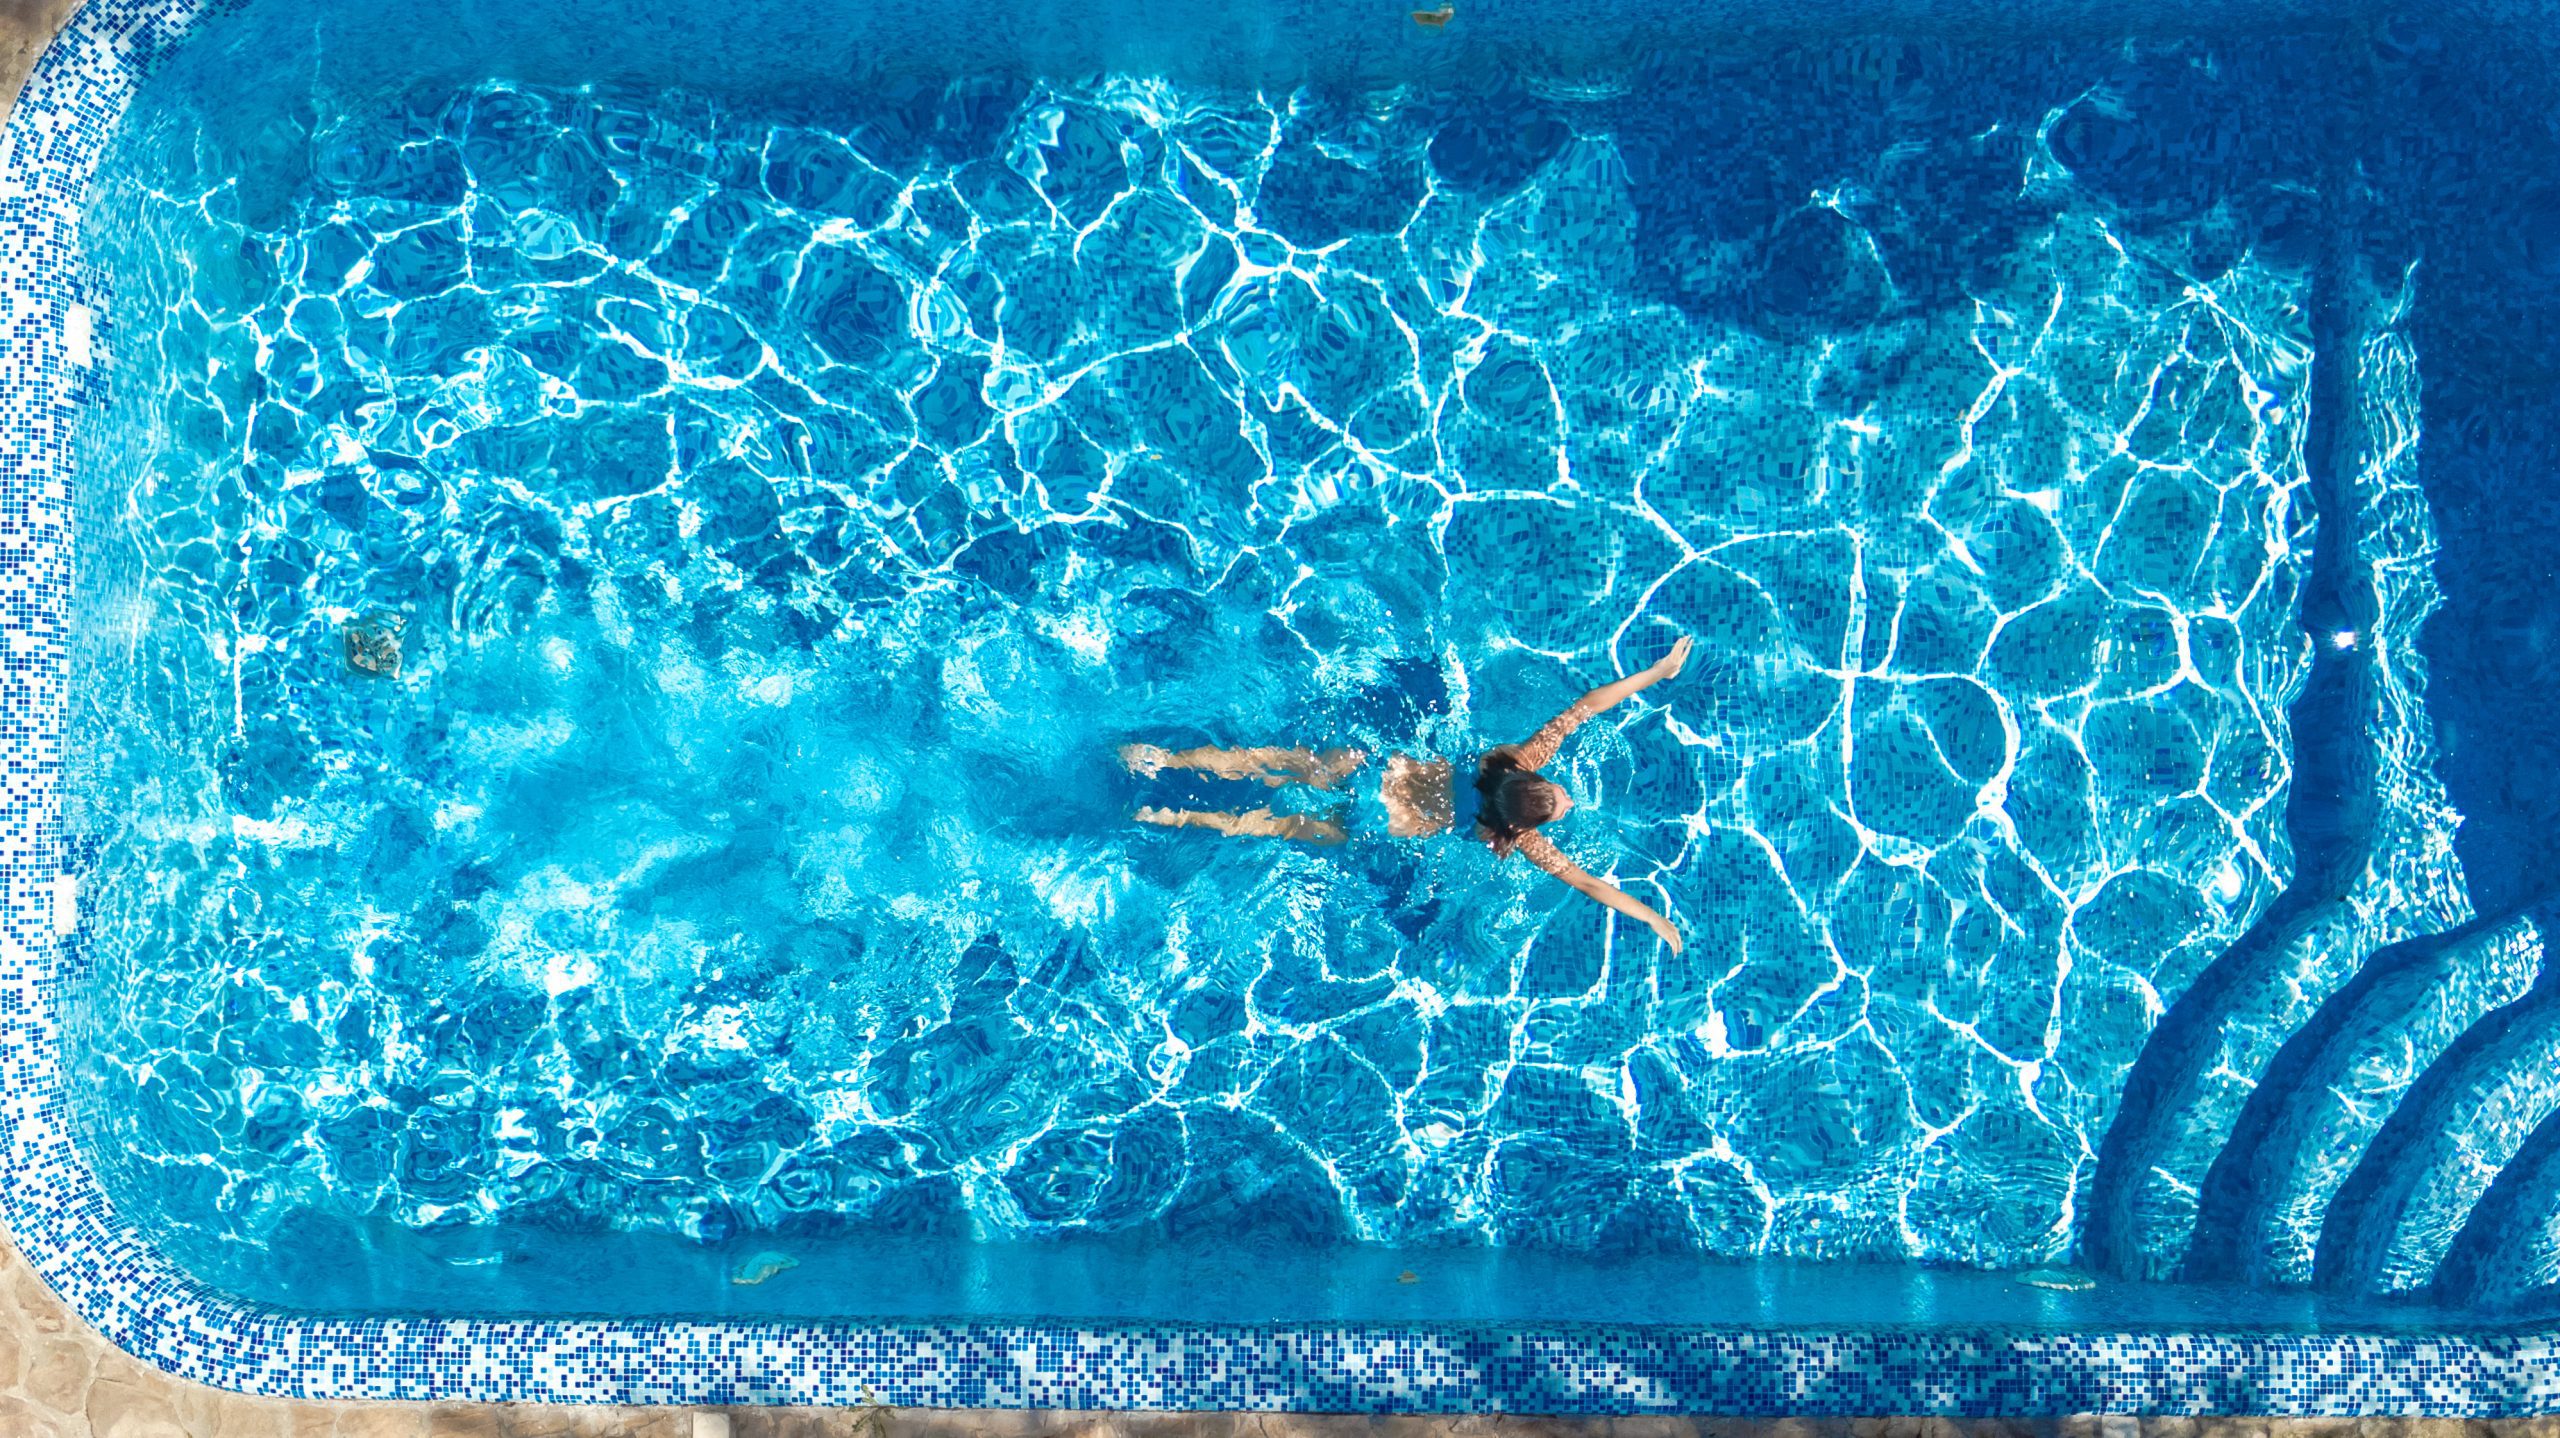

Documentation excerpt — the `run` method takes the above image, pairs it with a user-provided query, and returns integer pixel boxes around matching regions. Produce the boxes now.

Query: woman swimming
[1119,636,1692,953]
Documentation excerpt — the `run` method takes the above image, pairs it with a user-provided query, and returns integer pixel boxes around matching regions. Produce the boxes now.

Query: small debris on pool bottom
[731,1250,800,1285]
[2015,1266,2099,1291]
[343,616,403,676]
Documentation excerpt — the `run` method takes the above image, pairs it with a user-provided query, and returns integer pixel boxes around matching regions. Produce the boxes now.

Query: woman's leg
[1119,743,1365,789]
[1133,805,1348,846]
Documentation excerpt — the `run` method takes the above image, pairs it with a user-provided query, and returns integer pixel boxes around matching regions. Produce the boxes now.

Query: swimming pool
[6,0,2560,1413]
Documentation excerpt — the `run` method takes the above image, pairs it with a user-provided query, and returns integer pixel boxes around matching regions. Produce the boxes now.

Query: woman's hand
[1646,635,1693,682]
[1521,634,1697,768]
[1517,831,1687,955]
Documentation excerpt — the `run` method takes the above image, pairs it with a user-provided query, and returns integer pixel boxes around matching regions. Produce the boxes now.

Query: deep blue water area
[61,0,2560,1324]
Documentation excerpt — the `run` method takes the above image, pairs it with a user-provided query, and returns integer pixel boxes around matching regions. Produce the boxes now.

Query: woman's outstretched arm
[1513,635,1693,770]
[1516,830,1684,954]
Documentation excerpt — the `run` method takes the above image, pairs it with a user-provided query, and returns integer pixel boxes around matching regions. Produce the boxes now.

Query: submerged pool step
[2435,1103,2560,1312]
[2312,934,2560,1295]
[2083,898,2378,1278]
[2180,912,2543,1287]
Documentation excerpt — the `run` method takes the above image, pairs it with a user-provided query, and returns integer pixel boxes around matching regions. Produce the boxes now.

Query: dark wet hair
[1476,752,1568,857]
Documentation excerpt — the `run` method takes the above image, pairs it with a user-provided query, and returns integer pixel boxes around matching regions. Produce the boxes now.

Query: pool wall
[4,0,2560,1414]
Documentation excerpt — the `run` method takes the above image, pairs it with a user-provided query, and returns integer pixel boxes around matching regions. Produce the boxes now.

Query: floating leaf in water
[1412,5,1454,27]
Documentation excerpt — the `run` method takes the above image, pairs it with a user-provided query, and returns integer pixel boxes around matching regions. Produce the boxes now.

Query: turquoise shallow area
[63,26,2360,1303]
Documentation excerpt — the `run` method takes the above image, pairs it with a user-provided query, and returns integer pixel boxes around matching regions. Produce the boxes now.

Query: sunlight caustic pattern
[68,69,2325,1269]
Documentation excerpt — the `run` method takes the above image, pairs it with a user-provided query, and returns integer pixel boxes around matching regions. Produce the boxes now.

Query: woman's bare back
[1380,755,1456,837]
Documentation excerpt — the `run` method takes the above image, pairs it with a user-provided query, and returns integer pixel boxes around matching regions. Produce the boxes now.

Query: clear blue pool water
[59,0,2535,1325]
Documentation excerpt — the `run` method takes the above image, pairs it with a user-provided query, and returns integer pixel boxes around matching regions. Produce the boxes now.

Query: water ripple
[65,58,2371,1270]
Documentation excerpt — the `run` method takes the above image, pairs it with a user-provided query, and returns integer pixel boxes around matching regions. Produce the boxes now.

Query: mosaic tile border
[1,0,2557,1416]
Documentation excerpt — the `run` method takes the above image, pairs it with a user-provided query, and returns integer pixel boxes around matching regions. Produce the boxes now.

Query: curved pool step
[2434,1103,2560,1312]
[2312,944,2560,1295]
[2082,896,2370,1278]
[2080,189,2411,1281]
[2180,910,2543,1287]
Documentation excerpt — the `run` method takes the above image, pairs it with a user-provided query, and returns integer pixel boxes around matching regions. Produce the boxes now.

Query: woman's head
[1481,766,1574,854]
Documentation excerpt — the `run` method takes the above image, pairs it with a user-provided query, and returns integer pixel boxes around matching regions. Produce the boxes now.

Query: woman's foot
[1120,743,1173,778]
